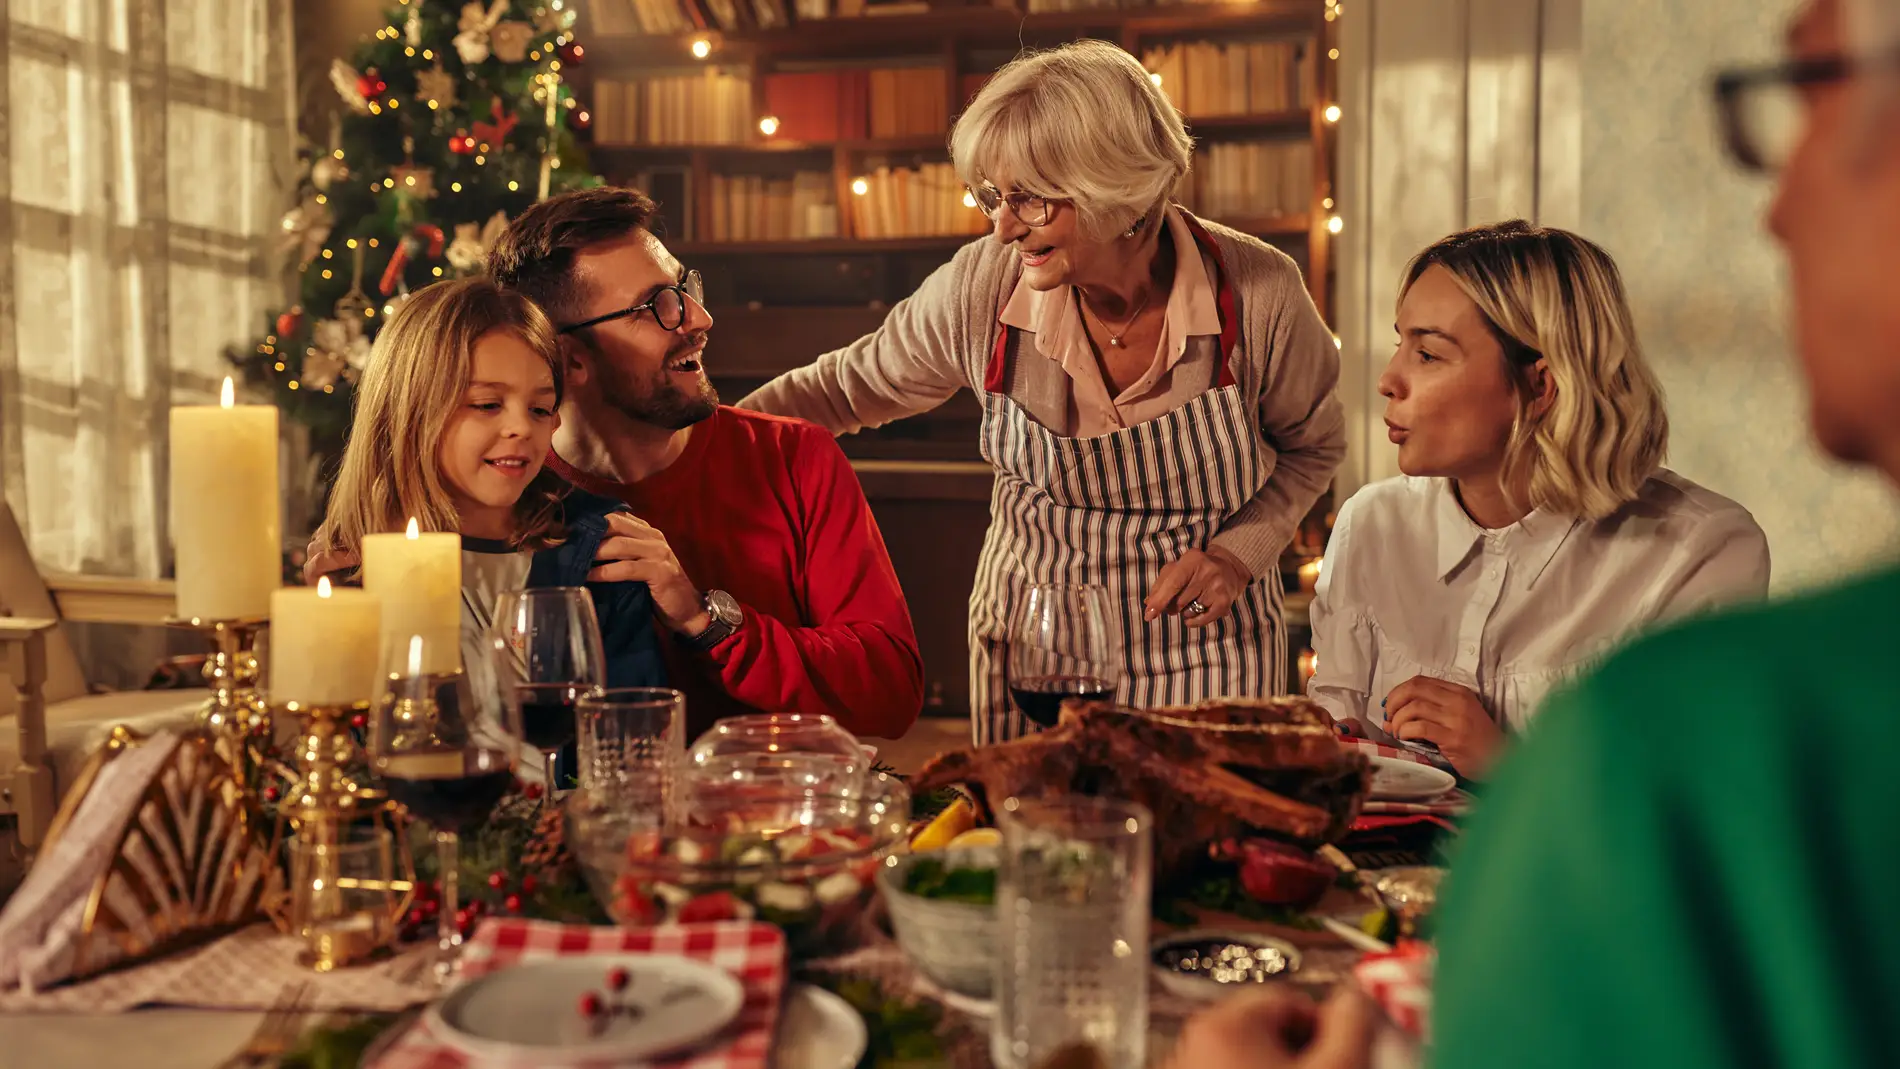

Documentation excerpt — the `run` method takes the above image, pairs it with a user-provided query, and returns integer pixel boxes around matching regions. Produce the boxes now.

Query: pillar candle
[170,377,281,620]
[269,577,382,706]
[360,518,461,673]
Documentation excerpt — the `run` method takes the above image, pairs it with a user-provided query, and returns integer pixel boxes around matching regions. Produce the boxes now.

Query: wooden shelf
[591,135,948,157]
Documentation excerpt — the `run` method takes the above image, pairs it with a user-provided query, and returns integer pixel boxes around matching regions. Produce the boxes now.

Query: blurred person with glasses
[301,187,924,741]
[1163,2,1900,1068]
[742,40,1346,743]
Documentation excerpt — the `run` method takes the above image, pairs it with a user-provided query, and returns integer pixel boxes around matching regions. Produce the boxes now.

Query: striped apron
[968,217,1287,745]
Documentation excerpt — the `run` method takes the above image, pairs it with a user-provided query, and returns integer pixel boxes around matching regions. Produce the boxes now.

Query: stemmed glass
[1008,583,1123,728]
[367,628,521,982]
[488,588,607,798]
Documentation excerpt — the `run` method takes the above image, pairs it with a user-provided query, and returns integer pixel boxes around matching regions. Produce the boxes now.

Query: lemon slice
[947,828,1001,849]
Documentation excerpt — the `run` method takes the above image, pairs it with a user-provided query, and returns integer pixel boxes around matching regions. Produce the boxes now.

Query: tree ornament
[534,3,574,33]
[557,41,584,66]
[301,347,349,390]
[356,68,388,100]
[490,21,535,64]
[311,316,372,375]
[310,154,349,192]
[389,162,436,202]
[416,65,458,109]
[278,196,333,267]
[329,60,371,115]
[275,306,305,339]
[571,105,590,131]
[454,0,510,65]
[449,132,478,155]
[405,2,424,47]
[472,100,519,147]
[445,211,509,275]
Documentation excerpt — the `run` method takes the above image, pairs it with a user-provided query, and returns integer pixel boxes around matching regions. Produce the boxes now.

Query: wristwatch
[687,589,744,651]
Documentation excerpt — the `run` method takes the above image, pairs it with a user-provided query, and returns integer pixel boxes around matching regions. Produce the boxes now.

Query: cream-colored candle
[360,518,461,673]
[170,377,281,620]
[269,577,382,706]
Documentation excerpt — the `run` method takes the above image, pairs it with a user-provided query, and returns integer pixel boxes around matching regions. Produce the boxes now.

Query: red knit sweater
[549,407,924,740]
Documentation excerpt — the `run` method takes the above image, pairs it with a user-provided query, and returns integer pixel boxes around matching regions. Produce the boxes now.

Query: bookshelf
[574,0,1339,713]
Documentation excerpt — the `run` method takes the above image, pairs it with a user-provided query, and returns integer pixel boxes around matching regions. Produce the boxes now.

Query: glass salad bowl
[682,712,873,802]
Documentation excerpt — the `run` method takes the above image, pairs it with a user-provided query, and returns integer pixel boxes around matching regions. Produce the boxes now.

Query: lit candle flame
[219,376,235,408]
[405,517,420,539]
[407,633,423,678]
[317,575,333,598]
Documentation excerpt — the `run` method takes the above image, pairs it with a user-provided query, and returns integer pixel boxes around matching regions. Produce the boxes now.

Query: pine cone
[519,803,573,875]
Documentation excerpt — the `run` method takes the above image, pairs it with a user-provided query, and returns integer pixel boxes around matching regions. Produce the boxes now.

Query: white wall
[1333,0,1900,592]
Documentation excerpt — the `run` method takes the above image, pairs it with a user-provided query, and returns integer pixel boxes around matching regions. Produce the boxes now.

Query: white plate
[1367,756,1456,802]
[775,984,869,1069]
[428,953,744,1065]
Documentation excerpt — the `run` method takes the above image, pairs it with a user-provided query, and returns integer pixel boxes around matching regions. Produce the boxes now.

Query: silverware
[216,981,313,1069]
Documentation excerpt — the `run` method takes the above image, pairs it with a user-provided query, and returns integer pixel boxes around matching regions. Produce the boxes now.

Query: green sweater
[1432,564,1900,1069]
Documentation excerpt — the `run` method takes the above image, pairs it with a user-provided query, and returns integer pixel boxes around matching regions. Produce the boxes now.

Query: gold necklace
[1078,287,1152,349]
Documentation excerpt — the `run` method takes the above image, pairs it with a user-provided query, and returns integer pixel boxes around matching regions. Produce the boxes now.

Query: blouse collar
[1431,478,1578,586]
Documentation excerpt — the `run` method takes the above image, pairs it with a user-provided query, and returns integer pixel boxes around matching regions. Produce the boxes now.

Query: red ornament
[579,992,603,1018]
[472,99,519,146]
[349,712,368,730]
[520,875,538,895]
[572,106,591,131]
[275,307,305,338]
[449,132,477,155]
[504,893,523,913]
[406,907,426,928]
[357,69,388,99]
[558,42,585,66]
[607,967,630,992]
[262,785,280,803]
[419,898,438,918]
[487,871,507,890]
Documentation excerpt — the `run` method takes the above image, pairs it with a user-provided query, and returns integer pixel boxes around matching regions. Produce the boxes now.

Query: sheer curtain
[0,0,295,579]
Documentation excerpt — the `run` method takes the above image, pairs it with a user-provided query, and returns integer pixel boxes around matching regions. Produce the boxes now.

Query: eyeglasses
[969,184,1057,227]
[1712,53,1861,172]
[557,270,705,334]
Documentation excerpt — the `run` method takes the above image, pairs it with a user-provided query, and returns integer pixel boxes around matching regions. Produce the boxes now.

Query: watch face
[706,589,742,626]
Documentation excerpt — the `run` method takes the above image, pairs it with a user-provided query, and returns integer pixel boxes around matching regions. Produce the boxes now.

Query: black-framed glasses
[1712,53,1860,172]
[557,270,705,334]
[969,183,1058,227]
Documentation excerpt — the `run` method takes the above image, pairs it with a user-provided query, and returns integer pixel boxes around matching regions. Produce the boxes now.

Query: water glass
[288,827,404,971]
[993,796,1153,1069]
[576,688,686,825]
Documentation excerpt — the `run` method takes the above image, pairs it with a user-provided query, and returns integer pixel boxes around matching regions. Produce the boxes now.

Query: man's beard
[599,333,720,431]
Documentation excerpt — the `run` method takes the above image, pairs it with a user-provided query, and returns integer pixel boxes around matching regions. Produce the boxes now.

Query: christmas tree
[229,0,600,451]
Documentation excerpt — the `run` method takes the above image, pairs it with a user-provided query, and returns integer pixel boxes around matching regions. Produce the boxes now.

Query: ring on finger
[1186,599,1210,616]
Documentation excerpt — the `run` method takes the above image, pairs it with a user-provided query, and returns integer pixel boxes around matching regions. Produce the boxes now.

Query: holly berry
[487,871,507,891]
[520,875,538,895]
[455,907,473,932]
[262,785,280,803]
[419,898,438,918]
[607,967,630,992]
[557,42,585,66]
[504,893,522,914]
[349,713,368,730]
[406,907,425,928]
[522,781,545,801]
[579,992,603,1018]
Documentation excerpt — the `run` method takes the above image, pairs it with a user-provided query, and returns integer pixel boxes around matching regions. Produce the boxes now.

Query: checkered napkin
[1354,941,1435,1044]
[367,919,787,1069]
[1341,739,1472,818]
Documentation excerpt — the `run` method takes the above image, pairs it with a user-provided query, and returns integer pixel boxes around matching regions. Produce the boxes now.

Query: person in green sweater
[1165,1,1900,1066]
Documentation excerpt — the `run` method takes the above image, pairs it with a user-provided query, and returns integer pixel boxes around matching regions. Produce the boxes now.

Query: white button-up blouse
[1306,470,1770,735]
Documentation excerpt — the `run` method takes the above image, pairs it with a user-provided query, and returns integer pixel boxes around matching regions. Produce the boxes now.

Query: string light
[346,238,359,249]
[321,249,334,259]
[314,194,327,205]
[333,149,344,159]
[321,269,333,279]
[383,178,394,188]
[405,46,415,57]
[432,266,444,277]
[508,180,520,191]
[422,49,433,59]
[288,380,300,390]
[1323,197,1335,209]
[368,102,382,115]
[1149,72,1162,87]
[963,191,977,208]
[758,115,779,136]
[475,155,486,165]
[324,385,335,393]
[451,181,463,192]
[364,307,376,317]
[690,37,711,59]
[369,238,379,248]
[1329,48,1340,60]
[1324,104,1341,123]
[274,361,286,371]
[851,178,869,196]
[427,99,439,110]
[1327,215,1344,234]
[387,98,399,109]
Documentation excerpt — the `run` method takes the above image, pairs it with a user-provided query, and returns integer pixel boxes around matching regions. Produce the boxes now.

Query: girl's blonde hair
[950,39,1193,240]
[1401,220,1668,520]
[321,278,567,558]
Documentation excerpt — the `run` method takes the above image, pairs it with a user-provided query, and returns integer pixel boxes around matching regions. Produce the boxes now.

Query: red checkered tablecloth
[1341,739,1472,818]
[1354,941,1435,1044]
[367,919,788,1069]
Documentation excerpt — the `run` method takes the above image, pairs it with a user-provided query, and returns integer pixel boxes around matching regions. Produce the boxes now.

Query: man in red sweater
[486,187,923,739]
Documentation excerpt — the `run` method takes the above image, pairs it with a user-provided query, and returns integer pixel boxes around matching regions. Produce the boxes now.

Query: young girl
[317,277,665,697]
[1309,221,1769,778]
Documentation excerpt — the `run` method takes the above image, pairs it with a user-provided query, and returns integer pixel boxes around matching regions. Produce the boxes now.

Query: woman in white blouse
[1309,220,1769,777]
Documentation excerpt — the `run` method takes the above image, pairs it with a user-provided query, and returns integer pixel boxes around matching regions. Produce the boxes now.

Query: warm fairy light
[321,269,333,280]
[324,385,335,394]
[322,248,334,259]
[1329,48,1340,60]
[288,380,301,390]
[383,303,396,315]
[451,182,463,192]
[475,155,486,165]
[220,377,235,407]
[404,175,416,186]
[963,190,977,208]
[851,178,869,196]
[333,149,344,159]
[405,46,416,56]
[577,110,590,125]
[405,518,420,539]
[1323,196,1335,209]
[387,98,399,109]
[758,115,779,136]
[364,307,376,318]
[1149,72,1162,87]
[314,194,327,205]
[1327,215,1344,234]
[369,238,380,248]
[368,102,382,115]
[690,37,711,59]
[508,180,520,191]
[1324,104,1341,123]
[274,361,286,371]
[383,178,394,188]
[432,266,444,276]
[427,99,439,110]
[318,576,333,598]
[422,49,434,59]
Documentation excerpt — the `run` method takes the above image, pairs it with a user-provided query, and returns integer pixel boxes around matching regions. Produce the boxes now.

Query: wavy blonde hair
[1400,220,1668,520]
[950,39,1193,240]
[321,278,567,559]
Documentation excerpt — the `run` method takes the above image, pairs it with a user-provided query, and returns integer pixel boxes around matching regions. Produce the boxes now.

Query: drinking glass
[1008,583,1123,728]
[488,588,607,797]
[288,826,403,971]
[992,796,1153,1069]
[576,688,686,826]
[367,628,521,982]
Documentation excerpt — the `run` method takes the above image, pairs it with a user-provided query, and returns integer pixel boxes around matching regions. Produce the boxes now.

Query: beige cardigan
[737,213,1347,580]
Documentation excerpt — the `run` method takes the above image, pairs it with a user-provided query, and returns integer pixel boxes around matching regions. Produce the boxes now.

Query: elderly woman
[1309,220,1770,777]
[741,40,1345,743]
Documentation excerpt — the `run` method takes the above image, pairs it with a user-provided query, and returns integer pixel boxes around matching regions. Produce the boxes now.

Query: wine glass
[488,588,606,799]
[368,627,521,982]
[1008,583,1122,729]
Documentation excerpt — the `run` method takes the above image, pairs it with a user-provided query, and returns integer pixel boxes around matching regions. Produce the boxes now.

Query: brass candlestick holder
[166,615,270,788]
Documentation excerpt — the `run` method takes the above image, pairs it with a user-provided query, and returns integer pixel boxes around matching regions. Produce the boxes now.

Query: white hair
[949,39,1194,239]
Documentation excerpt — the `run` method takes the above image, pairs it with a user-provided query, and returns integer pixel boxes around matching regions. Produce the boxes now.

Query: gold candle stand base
[165,615,270,787]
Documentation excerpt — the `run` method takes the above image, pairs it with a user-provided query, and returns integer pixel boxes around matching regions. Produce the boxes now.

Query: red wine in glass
[378,749,516,833]
[515,682,584,753]
[1009,674,1116,728]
